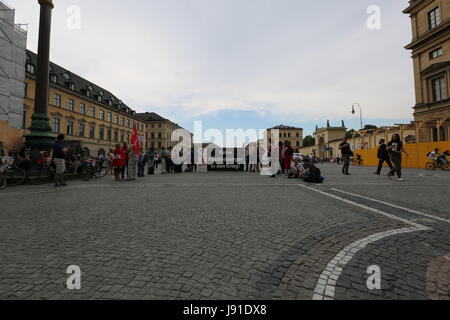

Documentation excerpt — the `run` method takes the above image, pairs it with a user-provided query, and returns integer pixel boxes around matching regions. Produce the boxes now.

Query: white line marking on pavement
[330,188,450,225]
[297,184,431,301]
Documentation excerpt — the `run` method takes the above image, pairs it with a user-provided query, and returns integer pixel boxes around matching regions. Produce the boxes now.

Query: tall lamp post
[25,0,54,160]
[351,103,363,131]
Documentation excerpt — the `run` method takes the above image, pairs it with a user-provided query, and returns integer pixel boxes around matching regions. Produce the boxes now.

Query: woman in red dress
[284,141,293,174]
[112,144,125,181]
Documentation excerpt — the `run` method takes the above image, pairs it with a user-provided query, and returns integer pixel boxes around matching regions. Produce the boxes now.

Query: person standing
[121,142,129,180]
[283,141,293,175]
[147,148,156,175]
[138,149,147,177]
[339,138,352,175]
[159,147,168,174]
[53,134,68,187]
[127,145,138,181]
[387,134,409,181]
[112,144,125,182]
[375,139,393,175]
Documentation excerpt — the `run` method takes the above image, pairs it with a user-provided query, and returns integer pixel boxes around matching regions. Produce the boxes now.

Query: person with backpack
[387,133,409,181]
[375,139,393,175]
[302,158,324,183]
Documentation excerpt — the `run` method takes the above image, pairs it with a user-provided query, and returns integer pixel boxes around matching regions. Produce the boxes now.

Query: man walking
[53,134,68,187]
[375,139,393,175]
[339,138,352,175]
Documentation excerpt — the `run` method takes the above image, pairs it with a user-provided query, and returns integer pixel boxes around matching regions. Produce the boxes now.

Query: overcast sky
[9,0,414,138]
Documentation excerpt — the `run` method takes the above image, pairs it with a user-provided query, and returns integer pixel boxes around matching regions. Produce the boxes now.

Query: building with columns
[404,0,450,141]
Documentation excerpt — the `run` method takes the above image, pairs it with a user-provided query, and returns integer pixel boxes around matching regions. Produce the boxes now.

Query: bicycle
[2,159,26,186]
[426,159,449,171]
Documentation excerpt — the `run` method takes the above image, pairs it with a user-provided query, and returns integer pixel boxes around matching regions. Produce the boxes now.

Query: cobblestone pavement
[0,164,449,300]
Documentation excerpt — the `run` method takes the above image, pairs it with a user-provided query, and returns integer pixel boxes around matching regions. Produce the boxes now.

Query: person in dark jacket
[375,139,393,175]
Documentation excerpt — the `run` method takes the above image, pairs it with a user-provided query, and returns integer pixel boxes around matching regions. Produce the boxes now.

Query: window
[26,63,35,74]
[67,120,74,136]
[99,127,105,140]
[115,115,118,124]
[79,123,85,137]
[114,130,118,142]
[429,47,443,60]
[99,110,105,120]
[54,94,61,107]
[97,95,102,102]
[126,133,130,142]
[107,112,112,122]
[86,90,90,97]
[24,83,28,98]
[158,132,162,139]
[107,128,112,141]
[431,76,447,102]
[80,103,86,115]
[67,99,74,111]
[120,132,124,142]
[50,74,57,83]
[151,133,155,139]
[69,83,75,91]
[89,126,95,138]
[90,106,96,117]
[63,72,71,80]
[126,119,130,128]
[428,7,441,30]
[52,118,60,133]
[120,117,124,126]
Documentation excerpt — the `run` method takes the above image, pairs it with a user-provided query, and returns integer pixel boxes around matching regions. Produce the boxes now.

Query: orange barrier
[355,141,450,169]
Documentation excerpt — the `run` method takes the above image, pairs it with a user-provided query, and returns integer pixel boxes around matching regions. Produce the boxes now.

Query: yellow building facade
[23,50,146,156]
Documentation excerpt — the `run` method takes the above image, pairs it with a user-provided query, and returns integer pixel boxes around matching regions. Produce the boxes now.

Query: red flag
[130,124,141,156]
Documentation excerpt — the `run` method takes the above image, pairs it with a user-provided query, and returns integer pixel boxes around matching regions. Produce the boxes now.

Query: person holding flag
[127,124,141,181]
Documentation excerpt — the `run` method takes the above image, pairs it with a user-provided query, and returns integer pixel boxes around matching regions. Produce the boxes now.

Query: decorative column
[25,0,54,160]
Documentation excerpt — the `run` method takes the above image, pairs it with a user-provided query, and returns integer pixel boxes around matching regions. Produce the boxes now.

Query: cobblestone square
[0,164,449,300]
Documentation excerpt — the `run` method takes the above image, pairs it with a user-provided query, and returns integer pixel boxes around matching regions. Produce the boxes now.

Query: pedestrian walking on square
[387,134,409,181]
[53,134,68,187]
[339,138,352,175]
[112,144,125,182]
[375,139,393,175]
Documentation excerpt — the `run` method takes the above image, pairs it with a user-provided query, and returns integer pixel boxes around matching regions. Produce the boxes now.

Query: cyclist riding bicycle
[439,150,449,166]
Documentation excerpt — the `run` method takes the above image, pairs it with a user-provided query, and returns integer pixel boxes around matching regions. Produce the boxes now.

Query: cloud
[10,0,414,125]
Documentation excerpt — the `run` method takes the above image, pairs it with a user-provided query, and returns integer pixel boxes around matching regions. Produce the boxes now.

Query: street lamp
[351,103,363,130]
[25,0,54,160]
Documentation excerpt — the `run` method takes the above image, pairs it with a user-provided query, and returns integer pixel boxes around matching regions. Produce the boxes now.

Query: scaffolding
[0,0,27,129]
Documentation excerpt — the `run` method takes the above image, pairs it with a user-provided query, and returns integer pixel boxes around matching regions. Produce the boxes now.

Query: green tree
[303,135,316,147]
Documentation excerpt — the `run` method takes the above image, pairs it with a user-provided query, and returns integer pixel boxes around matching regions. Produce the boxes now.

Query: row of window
[51,118,134,142]
[52,93,144,131]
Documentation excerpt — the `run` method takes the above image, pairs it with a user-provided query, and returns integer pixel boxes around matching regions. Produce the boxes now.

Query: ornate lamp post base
[25,113,54,159]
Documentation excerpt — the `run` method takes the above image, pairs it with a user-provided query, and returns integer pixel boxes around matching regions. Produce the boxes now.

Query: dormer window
[97,95,102,102]
[26,63,35,74]
[88,85,93,91]
[50,74,57,83]
[69,83,75,91]
[63,72,71,80]
[86,90,90,97]
[108,100,113,107]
